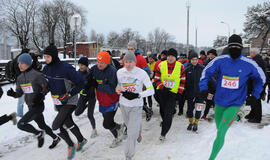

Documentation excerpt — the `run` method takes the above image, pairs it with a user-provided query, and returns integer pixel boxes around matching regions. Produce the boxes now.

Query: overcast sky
[70,0,268,47]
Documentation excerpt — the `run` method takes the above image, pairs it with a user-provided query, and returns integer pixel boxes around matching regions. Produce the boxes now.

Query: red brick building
[58,42,101,58]
[249,29,270,54]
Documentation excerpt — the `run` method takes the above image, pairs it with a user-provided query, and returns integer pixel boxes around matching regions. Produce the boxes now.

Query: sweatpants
[203,99,215,117]
[52,105,84,147]
[187,97,202,120]
[247,98,262,121]
[159,92,176,137]
[0,114,12,126]
[17,104,57,139]
[120,105,142,159]
[75,95,97,129]
[102,110,121,138]
[209,105,240,160]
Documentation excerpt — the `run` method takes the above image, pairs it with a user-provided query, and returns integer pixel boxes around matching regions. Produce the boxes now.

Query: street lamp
[186,0,191,55]
[221,21,230,39]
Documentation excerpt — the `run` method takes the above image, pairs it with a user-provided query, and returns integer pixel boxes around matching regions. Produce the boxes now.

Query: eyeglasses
[128,48,135,51]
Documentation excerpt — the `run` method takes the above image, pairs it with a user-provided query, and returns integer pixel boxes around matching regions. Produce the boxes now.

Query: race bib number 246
[221,76,239,89]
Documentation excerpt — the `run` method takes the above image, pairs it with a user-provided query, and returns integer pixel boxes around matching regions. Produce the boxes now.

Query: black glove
[58,94,71,105]
[122,91,139,100]
[199,90,208,99]
[7,88,16,98]
[33,93,45,104]
[260,91,266,101]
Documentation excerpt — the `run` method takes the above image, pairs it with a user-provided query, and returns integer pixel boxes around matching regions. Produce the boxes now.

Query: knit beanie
[228,34,243,48]
[97,51,111,64]
[124,51,137,63]
[18,53,33,66]
[188,51,199,60]
[127,40,137,49]
[78,57,89,66]
[160,50,168,56]
[200,50,206,56]
[43,43,59,64]
[207,49,217,56]
[167,48,178,58]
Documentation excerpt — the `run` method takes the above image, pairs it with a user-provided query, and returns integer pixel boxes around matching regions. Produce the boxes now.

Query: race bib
[20,83,34,93]
[195,103,205,111]
[51,95,62,105]
[207,93,214,100]
[122,82,137,92]
[221,76,239,89]
[163,80,175,88]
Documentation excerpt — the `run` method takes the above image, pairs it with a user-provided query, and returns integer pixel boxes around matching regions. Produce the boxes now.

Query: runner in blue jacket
[199,34,266,160]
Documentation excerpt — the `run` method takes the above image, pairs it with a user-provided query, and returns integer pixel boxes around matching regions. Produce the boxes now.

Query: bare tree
[107,31,120,47]
[2,0,39,49]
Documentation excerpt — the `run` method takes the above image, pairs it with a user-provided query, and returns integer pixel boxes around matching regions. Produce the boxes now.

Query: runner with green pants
[199,34,265,160]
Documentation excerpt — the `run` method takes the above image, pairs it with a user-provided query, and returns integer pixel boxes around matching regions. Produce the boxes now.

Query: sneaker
[117,124,125,140]
[126,156,132,160]
[137,134,142,143]
[248,118,261,123]
[90,129,98,138]
[9,112,17,125]
[192,124,198,132]
[49,137,61,149]
[159,135,165,142]
[76,138,87,151]
[187,124,193,131]
[237,106,246,122]
[67,145,76,160]
[109,138,121,148]
[37,131,45,148]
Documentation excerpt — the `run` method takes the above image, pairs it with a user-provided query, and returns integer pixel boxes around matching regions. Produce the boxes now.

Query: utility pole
[195,27,198,53]
[186,1,191,55]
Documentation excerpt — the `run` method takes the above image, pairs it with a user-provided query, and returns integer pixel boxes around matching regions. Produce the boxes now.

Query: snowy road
[1,84,270,160]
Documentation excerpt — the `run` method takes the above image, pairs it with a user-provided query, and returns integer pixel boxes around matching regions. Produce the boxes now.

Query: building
[249,28,270,54]
[58,41,101,58]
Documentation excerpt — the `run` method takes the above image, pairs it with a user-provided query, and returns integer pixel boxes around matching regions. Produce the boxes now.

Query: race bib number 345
[221,76,239,89]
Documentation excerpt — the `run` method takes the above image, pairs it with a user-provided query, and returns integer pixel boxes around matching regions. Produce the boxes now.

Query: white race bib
[20,83,34,94]
[52,95,62,105]
[221,76,239,89]
[207,93,214,100]
[195,103,205,111]
[163,80,175,88]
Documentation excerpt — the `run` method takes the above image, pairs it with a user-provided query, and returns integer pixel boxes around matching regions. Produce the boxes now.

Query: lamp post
[70,13,82,68]
[221,21,230,39]
[186,0,191,55]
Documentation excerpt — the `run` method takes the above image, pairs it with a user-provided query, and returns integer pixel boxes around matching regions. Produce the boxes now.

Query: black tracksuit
[247,54,266,122]
[185,64,204,119]
[75,70,97,129]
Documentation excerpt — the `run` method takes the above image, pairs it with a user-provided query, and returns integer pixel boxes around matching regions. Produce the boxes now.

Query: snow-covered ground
[1,84,270,160]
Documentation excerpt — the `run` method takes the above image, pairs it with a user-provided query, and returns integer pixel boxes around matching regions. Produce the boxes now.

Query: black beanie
[228,34,243,48]
[78,57,89,66]
[161,50,168,56]
[43,43,59,64]
[188,51,198,60]
[207,49,217,56]
[200,50,206,55]
[167,48,178,58]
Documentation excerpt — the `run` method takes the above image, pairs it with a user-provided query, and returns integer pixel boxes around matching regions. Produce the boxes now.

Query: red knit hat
[96,51,111,64]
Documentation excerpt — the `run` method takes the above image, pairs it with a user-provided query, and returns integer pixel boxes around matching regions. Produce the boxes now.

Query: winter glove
[58,93,71,105]
[199,90,208,99]
[7,88,17,98]
[33,93,45,104]
[260,91,266,101]
[122,91,140,100]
